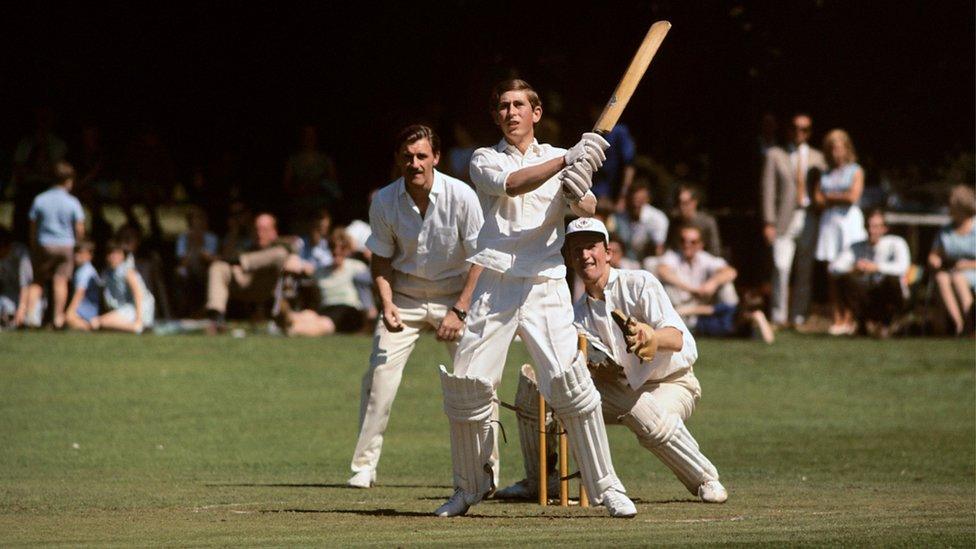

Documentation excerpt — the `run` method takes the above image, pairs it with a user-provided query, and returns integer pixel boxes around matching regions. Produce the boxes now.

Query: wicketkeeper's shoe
[492,475,561,500]
[601,488,637,518]
[346,469,376,489]
[434,489,477,517]
[698,480,728,503]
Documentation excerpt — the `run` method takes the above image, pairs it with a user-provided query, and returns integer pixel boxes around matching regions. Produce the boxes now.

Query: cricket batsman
[497,217,728,504]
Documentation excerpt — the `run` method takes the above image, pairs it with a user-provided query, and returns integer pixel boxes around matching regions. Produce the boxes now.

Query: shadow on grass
[206,482,453,489]
[260,508,607,519]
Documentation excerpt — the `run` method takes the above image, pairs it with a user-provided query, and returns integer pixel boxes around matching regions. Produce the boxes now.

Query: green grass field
[1,332,973,546]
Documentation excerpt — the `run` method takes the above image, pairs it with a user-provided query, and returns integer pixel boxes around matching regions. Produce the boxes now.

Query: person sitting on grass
[0,227,34,329]
[65,240,103,331]
[657,223,774,343]
[274,228,371,336]
[88,239,155,333]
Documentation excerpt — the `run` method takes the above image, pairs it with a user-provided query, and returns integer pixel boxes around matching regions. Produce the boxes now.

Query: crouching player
[497,217,728,504]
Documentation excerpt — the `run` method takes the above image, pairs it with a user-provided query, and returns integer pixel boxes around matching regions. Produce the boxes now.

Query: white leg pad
[546,351,624,505]
[439,365,495,503]
[618,393,720,495]
[513,365,557,490]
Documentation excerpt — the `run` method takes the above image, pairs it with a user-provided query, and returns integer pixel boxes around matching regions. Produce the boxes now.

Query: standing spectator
[669,183,722,256]
[761,113,827,327]
[121,127,177,208]
[928,185,976,335]
[814,129,867,335]
[830,209,910,338]
[610,177,668,261]
[65,240,102,331]
[175,206,220,316]
[282,125,341,216]
[587,103,636,208]
[445,122,478,183]
[11,106,68,242]
[28,161,85,328]
[90,239,155,333]
[0,228,33,328]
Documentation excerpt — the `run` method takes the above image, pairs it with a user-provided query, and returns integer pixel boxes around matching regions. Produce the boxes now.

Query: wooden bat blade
[593,20,671,134]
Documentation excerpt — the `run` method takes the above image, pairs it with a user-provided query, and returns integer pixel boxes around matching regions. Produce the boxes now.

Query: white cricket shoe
[434,489,473,517]
[601,489,637,518]
[346,469,375,489]
[698,480,728,503]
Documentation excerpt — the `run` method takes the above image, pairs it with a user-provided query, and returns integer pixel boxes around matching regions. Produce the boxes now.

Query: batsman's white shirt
[575,268,698,390]
[366,170,483,297]
[468,139,593,279]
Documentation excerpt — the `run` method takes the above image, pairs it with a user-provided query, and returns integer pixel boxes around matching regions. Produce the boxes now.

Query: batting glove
[560,160,594,201]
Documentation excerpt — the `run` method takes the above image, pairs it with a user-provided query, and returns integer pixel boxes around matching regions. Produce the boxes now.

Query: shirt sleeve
[637,272,684,331]
[365,192,396,259]
[469,149,512,197]
[72,198,86,223]
[459,187,485,257]
[651,209,669,246]
[73,265,91,290]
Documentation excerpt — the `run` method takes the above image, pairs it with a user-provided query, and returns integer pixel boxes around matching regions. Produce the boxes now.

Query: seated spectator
[657,223,773,343]
[220,200,254,259]
[28,161,85,328]
[65,240,102,331]
[0,228,34,328]
[928,184,976,335]
[608,234,640,270]
[609,177,668,261]
[205,212,302,330]
[175,206,219,316]
[829,208,910,338]
[668,183,722,256]
[275,228,372,336]
[297,207,334,271]
[116,221,171,320]
[89,239,155,333]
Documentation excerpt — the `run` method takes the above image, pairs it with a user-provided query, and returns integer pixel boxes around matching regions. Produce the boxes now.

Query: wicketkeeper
[496,217,728,504]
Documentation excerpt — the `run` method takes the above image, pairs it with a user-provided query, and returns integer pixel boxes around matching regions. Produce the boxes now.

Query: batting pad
[547,352,625,504]
[439,366,495,502]
[618,393,719,494]
[513,365,557,489]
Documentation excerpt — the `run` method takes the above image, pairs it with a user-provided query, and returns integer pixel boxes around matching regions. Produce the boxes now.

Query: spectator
[116,221,172,320]
[220,200,254,259]
[65,240,102,331]
[830,209,910,338]
[608,234,640,270]
[586,103,636,208]
[445,122,477,183]
[121,127,177,208]
[0,228,34,328]
[928,185,976,335]
[282,124,341,215]
[657,223,773,343]
[175,206,220,316]
[90,239,155,333]
[610,177,668,261]
[275,228,371,336]
[11,106,68,242]
[668,183,722,256]
[814,129,867,335]
[28,161,85,328]
[297,207,334,271]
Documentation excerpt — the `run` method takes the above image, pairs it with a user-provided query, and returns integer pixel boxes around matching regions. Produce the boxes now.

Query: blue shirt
[28,186,85,246]
[72,262,102,317]
[592,124,636,199]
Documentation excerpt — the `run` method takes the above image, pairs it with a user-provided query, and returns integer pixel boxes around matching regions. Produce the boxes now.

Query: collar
[496,138,541,156]
[396,170,443,200]
[585,267,619,304]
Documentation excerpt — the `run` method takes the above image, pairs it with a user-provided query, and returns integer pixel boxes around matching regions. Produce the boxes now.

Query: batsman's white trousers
[453,270,578,398]
[350,290,459,474]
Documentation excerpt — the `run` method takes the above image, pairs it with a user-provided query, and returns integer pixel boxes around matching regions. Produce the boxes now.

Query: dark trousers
[837,273,904,325]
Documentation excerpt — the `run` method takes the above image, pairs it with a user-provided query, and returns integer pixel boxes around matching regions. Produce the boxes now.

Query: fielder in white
[496,217,728,503]
[348,125,486,489]
[435,78,638,518]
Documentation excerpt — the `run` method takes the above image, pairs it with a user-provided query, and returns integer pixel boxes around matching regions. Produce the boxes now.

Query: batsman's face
[493,91,541,142]
[398,138,439,190]
[567,233,610,284]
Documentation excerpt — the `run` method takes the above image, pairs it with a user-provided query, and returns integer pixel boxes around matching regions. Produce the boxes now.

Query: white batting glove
[565,137,608,172]
[581,132,610,152]
[560,160,595,201]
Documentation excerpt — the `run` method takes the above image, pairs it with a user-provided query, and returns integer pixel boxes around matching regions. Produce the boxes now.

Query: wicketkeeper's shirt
[366,170,483,298]
[469,139,594,279]
[575,268,698,389]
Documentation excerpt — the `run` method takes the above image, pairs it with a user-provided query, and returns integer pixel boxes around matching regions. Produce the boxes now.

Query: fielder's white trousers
[453,270,578,398]
[350,290,458,474]
[595,368,701,424]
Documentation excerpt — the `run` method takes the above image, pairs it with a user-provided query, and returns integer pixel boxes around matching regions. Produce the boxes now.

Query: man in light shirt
[347,125,485,489]
[829,208,911,337]
[497,218,728,504]
[761,113,827,327]
[435,78,637,518]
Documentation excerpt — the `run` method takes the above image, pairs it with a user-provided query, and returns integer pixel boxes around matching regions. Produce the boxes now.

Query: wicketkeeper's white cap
[565,217,609,244]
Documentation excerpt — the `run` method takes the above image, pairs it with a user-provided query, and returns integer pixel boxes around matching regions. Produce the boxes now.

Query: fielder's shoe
[346,469,376,489]
[434,488,479,517]
[601,488,637,518]
[698,480,728,503]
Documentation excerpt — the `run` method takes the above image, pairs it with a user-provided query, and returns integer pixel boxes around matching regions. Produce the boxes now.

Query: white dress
[815,163,867,263]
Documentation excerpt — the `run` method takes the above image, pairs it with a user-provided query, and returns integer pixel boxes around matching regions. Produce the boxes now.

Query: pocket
[430,227,460,259]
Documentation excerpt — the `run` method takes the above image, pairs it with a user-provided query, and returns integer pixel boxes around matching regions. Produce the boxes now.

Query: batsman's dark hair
[394,124,441,155]
[490,79,542,111]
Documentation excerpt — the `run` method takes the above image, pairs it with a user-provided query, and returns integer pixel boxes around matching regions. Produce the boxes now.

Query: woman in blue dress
[928,184,976,335]
[814,129,867,335]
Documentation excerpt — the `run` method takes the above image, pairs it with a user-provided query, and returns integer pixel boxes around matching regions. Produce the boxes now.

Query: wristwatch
[451,306,468,321]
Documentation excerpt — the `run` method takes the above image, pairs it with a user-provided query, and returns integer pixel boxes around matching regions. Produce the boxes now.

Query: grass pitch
[1,332,973,546]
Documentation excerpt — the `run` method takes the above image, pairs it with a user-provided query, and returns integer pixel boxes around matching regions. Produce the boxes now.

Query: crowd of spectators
[1,108,973,340]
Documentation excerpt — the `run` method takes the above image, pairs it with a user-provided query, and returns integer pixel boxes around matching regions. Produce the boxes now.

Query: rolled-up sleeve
[470,149,512,197]
[365,195,396,259]
[638,273,685,331]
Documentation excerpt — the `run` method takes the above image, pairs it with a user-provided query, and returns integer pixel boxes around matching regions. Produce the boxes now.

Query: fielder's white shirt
[366,170,484,297]
[469,139,594,279]
[575,268,698,389]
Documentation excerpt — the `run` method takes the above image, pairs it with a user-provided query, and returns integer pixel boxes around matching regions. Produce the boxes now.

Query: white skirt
[816,205,867,262]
